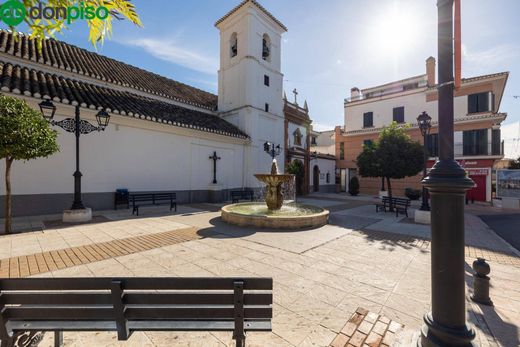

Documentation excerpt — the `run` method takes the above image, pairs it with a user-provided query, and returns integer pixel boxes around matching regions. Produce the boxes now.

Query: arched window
[262,34,271,61]
[230,32,238,58]
[293,128,302,146]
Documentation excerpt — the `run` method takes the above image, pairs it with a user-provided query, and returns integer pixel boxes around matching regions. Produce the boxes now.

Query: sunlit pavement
[1,193,518,346]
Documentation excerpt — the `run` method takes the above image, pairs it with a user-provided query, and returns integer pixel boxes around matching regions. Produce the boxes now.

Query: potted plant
[405,187,422,200]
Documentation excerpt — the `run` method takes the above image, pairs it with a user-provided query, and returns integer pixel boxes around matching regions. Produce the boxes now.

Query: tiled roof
[0,31,218,109]
[0,60,248,139]
[426,71,509,91]
[215,0,287,31]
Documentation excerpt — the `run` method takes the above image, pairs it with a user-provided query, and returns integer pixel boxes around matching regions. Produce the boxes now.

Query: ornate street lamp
[417,111,432,211]
[39,100,110,213]
[418,1,476,346]
[263,142,281,159]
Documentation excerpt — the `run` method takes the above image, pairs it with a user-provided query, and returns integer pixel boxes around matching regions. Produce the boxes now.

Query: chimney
[350,87,360,101]
[426,56,436,87]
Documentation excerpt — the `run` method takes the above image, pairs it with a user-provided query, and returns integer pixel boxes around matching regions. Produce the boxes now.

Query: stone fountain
[221,159,329,229]
[254,160,293,210]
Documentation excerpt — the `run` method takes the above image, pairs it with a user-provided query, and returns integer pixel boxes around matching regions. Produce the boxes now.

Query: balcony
[428,140,504,158]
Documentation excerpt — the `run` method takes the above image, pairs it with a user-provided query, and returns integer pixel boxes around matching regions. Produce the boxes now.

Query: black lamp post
[263,142,281,159]
[39,100,110,210]
[417,111,432,211]
[418,1,476,346]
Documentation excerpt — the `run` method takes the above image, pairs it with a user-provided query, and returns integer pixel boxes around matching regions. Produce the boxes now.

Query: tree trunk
[386,176,393,211]
[4,157,13,234]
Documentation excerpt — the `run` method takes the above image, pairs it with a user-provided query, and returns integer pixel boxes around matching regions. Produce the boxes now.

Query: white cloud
[462,43,519,73]
[119,37,218,75]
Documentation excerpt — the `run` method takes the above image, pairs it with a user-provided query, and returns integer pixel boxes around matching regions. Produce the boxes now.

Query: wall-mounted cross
[292,88,298,104]
[209,151,221,184]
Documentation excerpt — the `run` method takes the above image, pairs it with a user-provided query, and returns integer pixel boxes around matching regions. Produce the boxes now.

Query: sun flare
[368,6,419,58]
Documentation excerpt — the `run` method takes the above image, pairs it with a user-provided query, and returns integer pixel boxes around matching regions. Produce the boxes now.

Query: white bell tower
[215,0,287,188]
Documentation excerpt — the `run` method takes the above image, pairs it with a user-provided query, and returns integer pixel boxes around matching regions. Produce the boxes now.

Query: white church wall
[0,104,247,216]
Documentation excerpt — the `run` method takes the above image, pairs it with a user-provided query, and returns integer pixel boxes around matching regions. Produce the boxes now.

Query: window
[340,142,345,160]
[264,103,269,112]
[326,172,330,183]
[463,129,488,155]
[311,136,317,145]
[363,139,373,147]
[230,33,237,57]
[262,34,271,61]
[363,112,373,128]
[427,133,439,157]
[492,129,501,155]
[468,92,493,113]
[264,75,270,86]
[293,128,302,146]
[393,106,405,123]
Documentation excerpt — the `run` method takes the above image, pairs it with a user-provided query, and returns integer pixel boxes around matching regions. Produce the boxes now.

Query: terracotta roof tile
[0,30,218,109]
[0,60,248,139]
[215,0,287,31]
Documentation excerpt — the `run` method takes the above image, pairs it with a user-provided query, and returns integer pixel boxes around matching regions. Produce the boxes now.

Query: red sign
[467,169,489,176]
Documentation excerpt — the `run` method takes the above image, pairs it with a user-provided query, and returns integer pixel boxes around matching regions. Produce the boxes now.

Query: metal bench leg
[54,331,63,347]
[233,281,245,347]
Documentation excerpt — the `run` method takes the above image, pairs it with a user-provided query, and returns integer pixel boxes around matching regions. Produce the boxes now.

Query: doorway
[313,165,320,192]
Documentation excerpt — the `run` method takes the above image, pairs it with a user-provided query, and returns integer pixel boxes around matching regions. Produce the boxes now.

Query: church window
[262,34,271,61]
[265,103,269,112]
[264,75,270,86]
[230,33,238,57]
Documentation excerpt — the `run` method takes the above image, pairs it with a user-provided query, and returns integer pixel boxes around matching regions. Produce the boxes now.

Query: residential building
[336,57,508,202]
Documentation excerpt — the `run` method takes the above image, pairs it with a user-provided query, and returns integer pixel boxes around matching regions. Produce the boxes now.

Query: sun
[368,5,419,59]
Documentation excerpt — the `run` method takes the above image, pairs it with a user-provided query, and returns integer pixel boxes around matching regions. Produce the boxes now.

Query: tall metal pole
[419,1,476,346]
[420,132,430,211]
[71,105,85,210]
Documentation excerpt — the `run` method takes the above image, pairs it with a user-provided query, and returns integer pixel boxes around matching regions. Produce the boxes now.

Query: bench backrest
[131,193,176,202]
[392,197,411,206]
[0,277,272,333]
[231,190,253,197]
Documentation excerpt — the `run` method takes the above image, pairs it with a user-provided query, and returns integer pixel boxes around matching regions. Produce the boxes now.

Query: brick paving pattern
[330,307,403,347]
[0,227,198,278]
[352,229,520,267]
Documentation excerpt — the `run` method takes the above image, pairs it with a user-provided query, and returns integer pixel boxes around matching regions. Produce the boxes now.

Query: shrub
[348,176,360,196]
[405,188,422,200]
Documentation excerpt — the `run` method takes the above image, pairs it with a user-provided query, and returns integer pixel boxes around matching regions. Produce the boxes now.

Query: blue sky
[3,0,520,133]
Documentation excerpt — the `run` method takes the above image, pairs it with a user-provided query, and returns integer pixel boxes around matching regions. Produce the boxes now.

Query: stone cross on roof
[292,88,298,105]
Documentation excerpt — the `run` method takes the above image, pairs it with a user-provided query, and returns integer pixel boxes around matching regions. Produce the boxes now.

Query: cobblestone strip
[330,307,404,347]
[0,227,199,278]
[353,230,520,267]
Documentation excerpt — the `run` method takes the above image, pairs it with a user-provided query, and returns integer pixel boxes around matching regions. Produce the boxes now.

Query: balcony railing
[428,140,504,157]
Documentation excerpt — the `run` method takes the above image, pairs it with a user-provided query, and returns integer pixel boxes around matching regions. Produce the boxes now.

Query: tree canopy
[0,95,59,161]
[5,1,142,48]
[356,122,424,200]
[509,157,520,170]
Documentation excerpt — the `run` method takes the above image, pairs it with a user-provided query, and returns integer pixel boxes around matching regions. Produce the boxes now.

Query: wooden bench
[231,190,254,203]
[375,196,411,217]
[0,277,273,347]
[130,192,176,216]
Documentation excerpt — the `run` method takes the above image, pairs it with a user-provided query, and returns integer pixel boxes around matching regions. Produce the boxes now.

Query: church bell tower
[215,0,287,188]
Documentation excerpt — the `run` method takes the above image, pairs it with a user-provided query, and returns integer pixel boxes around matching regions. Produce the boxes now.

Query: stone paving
[0,194,518,347]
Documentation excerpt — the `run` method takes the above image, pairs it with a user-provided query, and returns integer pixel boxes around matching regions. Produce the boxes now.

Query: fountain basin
[221,202,329,229]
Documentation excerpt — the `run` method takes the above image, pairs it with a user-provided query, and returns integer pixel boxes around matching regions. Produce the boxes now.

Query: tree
[348,176,359,196]
[0,95,59,233]
[356,122,424,204]
[4,1,142,48]
[509,157,520,170]
[287,159,305,195]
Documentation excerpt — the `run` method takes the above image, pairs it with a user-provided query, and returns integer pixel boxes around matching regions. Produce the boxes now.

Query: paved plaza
[0,193,519,346]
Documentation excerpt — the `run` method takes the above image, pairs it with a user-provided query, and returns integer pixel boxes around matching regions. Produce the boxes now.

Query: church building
[0,0,332,217]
